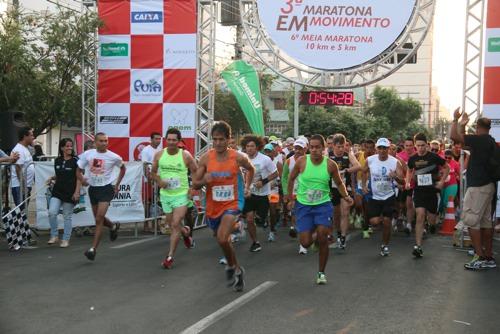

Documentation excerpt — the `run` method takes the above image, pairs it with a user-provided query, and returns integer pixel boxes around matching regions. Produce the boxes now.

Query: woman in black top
[47,138,81,247]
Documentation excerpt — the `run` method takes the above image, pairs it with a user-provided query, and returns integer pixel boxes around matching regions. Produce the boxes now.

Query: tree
[214,85,251,135]
[0,8,100,136]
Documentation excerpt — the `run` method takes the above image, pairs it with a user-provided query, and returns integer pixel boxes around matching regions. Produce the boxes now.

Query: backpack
[487,137,500,182]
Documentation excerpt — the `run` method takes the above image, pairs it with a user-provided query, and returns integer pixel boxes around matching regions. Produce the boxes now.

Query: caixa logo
[134,79,161,95]
[131,11,162,23]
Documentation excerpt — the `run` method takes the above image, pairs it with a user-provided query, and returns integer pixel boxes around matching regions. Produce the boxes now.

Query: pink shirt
[445,158,460,186]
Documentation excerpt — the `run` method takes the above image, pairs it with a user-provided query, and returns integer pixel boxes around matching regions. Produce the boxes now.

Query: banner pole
[294,83,300,138]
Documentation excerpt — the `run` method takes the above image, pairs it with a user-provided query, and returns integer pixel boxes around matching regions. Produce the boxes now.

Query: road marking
[179,281,278,334]
[110,237,159,249]
[453,320,471,326]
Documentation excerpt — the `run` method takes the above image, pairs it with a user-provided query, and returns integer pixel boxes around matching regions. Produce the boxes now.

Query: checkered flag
[2,206,32,250]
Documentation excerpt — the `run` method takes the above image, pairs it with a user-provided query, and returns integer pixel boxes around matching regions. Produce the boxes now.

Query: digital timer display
[300,91,355,106]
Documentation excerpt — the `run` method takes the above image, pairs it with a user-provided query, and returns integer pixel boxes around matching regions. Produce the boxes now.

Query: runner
[355,139,375,238]
[76,132,125,261]
[282,138,308,253]
[263,143,283,242]
[362,138,404,256]
[405,133,449,258]
[193,121,254,292]
[397,137,417,235]
[328,134,360,250]
[240,135,278,252]
[286,135,353,284]
[151,128,197,269]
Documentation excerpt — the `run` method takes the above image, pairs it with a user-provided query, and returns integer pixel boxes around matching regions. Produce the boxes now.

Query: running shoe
[464,255,487,270]
[338,236,346,250]
[110,223,120,242]
[182,227,194,248]
[268,231,276,242]
[219,256,228,265]
[316,272,327,285]
[404,223,412,236]
[362,230,371,239]
[289,227,297,238]
[299,245,308,255]
[225,266,236,286]
[84,248,96,261]
[412,245,423,258]
[249,241,262,252]
[161,256,174,269]
[230,234,239,243]
[233,267,245,292]
[380,245,390,257]
[483,258,497,269]
[368,227,374,234]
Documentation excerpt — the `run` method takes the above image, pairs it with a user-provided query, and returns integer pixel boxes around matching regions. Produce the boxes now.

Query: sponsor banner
[163,103,196,138]
[221,61,265,135]
[130,69,163,103]
[164,34,197,69]
[130,137,153,162]
[131,0,164,35]
[485,28,500,67]
[257,0,416,70]
[98,35,131,69]
[97,103,130,137]
[35,162,145,229]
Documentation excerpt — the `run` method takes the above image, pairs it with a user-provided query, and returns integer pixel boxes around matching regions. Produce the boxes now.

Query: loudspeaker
[0,110,27,154]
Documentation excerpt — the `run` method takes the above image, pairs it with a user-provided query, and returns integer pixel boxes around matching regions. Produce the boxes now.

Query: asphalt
[1,226,499,334]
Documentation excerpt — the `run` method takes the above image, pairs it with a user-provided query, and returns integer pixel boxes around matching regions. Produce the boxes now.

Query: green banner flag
[221,60,265,135]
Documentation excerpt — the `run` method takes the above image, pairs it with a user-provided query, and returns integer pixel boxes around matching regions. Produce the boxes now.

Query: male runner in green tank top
[285,135,353,284]
[151,128,198,269]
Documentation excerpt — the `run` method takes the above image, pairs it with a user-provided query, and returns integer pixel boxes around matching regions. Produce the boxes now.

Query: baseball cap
[264,143,274,151]
[294,139,307,148]
[430,140,440,145]
[376,138,390,148]
[286,137,295,144]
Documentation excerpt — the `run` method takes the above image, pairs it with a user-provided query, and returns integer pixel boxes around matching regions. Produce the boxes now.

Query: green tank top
[297,155,331,205]
[158,149,189,196]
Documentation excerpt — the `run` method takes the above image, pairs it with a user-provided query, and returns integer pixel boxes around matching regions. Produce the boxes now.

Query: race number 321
[281,0,303,14]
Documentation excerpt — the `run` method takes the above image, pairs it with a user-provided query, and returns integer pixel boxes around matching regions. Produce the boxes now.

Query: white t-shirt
[248,152,277,196]
[10,143,35,188]
[77,149,123,187]
[140,144,162,164]
[367,155,398,200]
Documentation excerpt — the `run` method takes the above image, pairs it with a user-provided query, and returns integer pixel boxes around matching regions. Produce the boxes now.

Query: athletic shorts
[268,193,280,204]
[331,188,342,206]
[413,189,439,214]
[368,196,396,219]
[207,210,240,231]
[295,201,333,233]
[160,193,190,214]
[89,185,114,205]
[461,183,495,229]
[243,194,270,220]
[398,188,414,203]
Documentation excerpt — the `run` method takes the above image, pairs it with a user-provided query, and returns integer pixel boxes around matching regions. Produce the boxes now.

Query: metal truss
[239,0,435,89]
[196,0,216,157]
[461,0,485,119]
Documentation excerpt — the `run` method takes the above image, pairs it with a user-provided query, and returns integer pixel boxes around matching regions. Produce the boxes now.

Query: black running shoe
[110,223,120,242]
[225,266,236,287]
[84,248,96,261]
[249,241,262,252]
[289,227,297,238]
[412,245,423,258]
[233,267,245,292]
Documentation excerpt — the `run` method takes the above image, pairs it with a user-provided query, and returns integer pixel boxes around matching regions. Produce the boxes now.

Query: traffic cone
[439,195,456,236]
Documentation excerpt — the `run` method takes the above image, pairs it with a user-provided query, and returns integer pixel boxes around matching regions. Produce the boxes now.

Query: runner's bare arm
[276,161,283,179]
[114,164,126,193]
[286,156,304,201]
[395,160,405,185]
[192,153,208,190]
[183,150,199,175]
[347,151,361,173]
[76,168,88,186]
[436,162,450,190]
[151,150,164,187]
[405,167,414,190]
[236,152,254,195]
[362,165,370,194]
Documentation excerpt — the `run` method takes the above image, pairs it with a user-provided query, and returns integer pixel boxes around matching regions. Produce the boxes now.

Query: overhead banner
[257,0,417,70]
[221,60,265,135]
[35,162,145,229]
[97,0,197,160]
[482,0,500,217]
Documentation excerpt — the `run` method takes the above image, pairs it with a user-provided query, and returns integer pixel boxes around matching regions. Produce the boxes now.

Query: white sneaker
[47,237,59,245]
[268,231,275,242]
[299,245,308,255]
[60,240,70,248]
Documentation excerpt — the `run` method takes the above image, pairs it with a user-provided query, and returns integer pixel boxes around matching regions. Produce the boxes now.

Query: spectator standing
[11,127,35,209]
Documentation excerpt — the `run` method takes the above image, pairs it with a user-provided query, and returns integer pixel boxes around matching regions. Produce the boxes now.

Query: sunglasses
[377,146,389,150]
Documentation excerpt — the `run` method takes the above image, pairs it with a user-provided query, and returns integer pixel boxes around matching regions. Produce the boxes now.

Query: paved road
[1,226,499,334]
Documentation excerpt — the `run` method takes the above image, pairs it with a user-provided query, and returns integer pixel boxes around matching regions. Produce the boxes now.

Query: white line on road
[453,320,471,326]
[179,281,278,334]
[110,237,159,249]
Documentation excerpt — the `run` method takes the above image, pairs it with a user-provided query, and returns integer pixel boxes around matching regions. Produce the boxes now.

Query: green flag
[221,60,265,135]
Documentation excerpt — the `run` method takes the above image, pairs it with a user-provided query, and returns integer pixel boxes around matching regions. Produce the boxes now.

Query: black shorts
[398,188,414,202]
[413,189,439,214]
[331,188,341,206]
[89,184,115,205]
[368,196,396,219]
[243,194,270,221]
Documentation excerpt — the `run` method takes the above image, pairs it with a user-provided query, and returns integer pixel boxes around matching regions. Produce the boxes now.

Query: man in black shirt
[406,133,449,258]
[451,109,497,270]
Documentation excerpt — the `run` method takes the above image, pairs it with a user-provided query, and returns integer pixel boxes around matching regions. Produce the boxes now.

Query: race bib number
[163,178,180,190]
[417,174,432,186]
[374,181,392,194]
[306,189,324,202]
[89,174,105,186]
[213,185,235,202]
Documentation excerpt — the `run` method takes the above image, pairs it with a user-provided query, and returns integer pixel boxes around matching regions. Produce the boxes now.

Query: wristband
[262,177,269,185]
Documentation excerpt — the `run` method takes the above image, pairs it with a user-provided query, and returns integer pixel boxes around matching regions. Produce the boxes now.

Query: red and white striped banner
[97,0,197,160]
